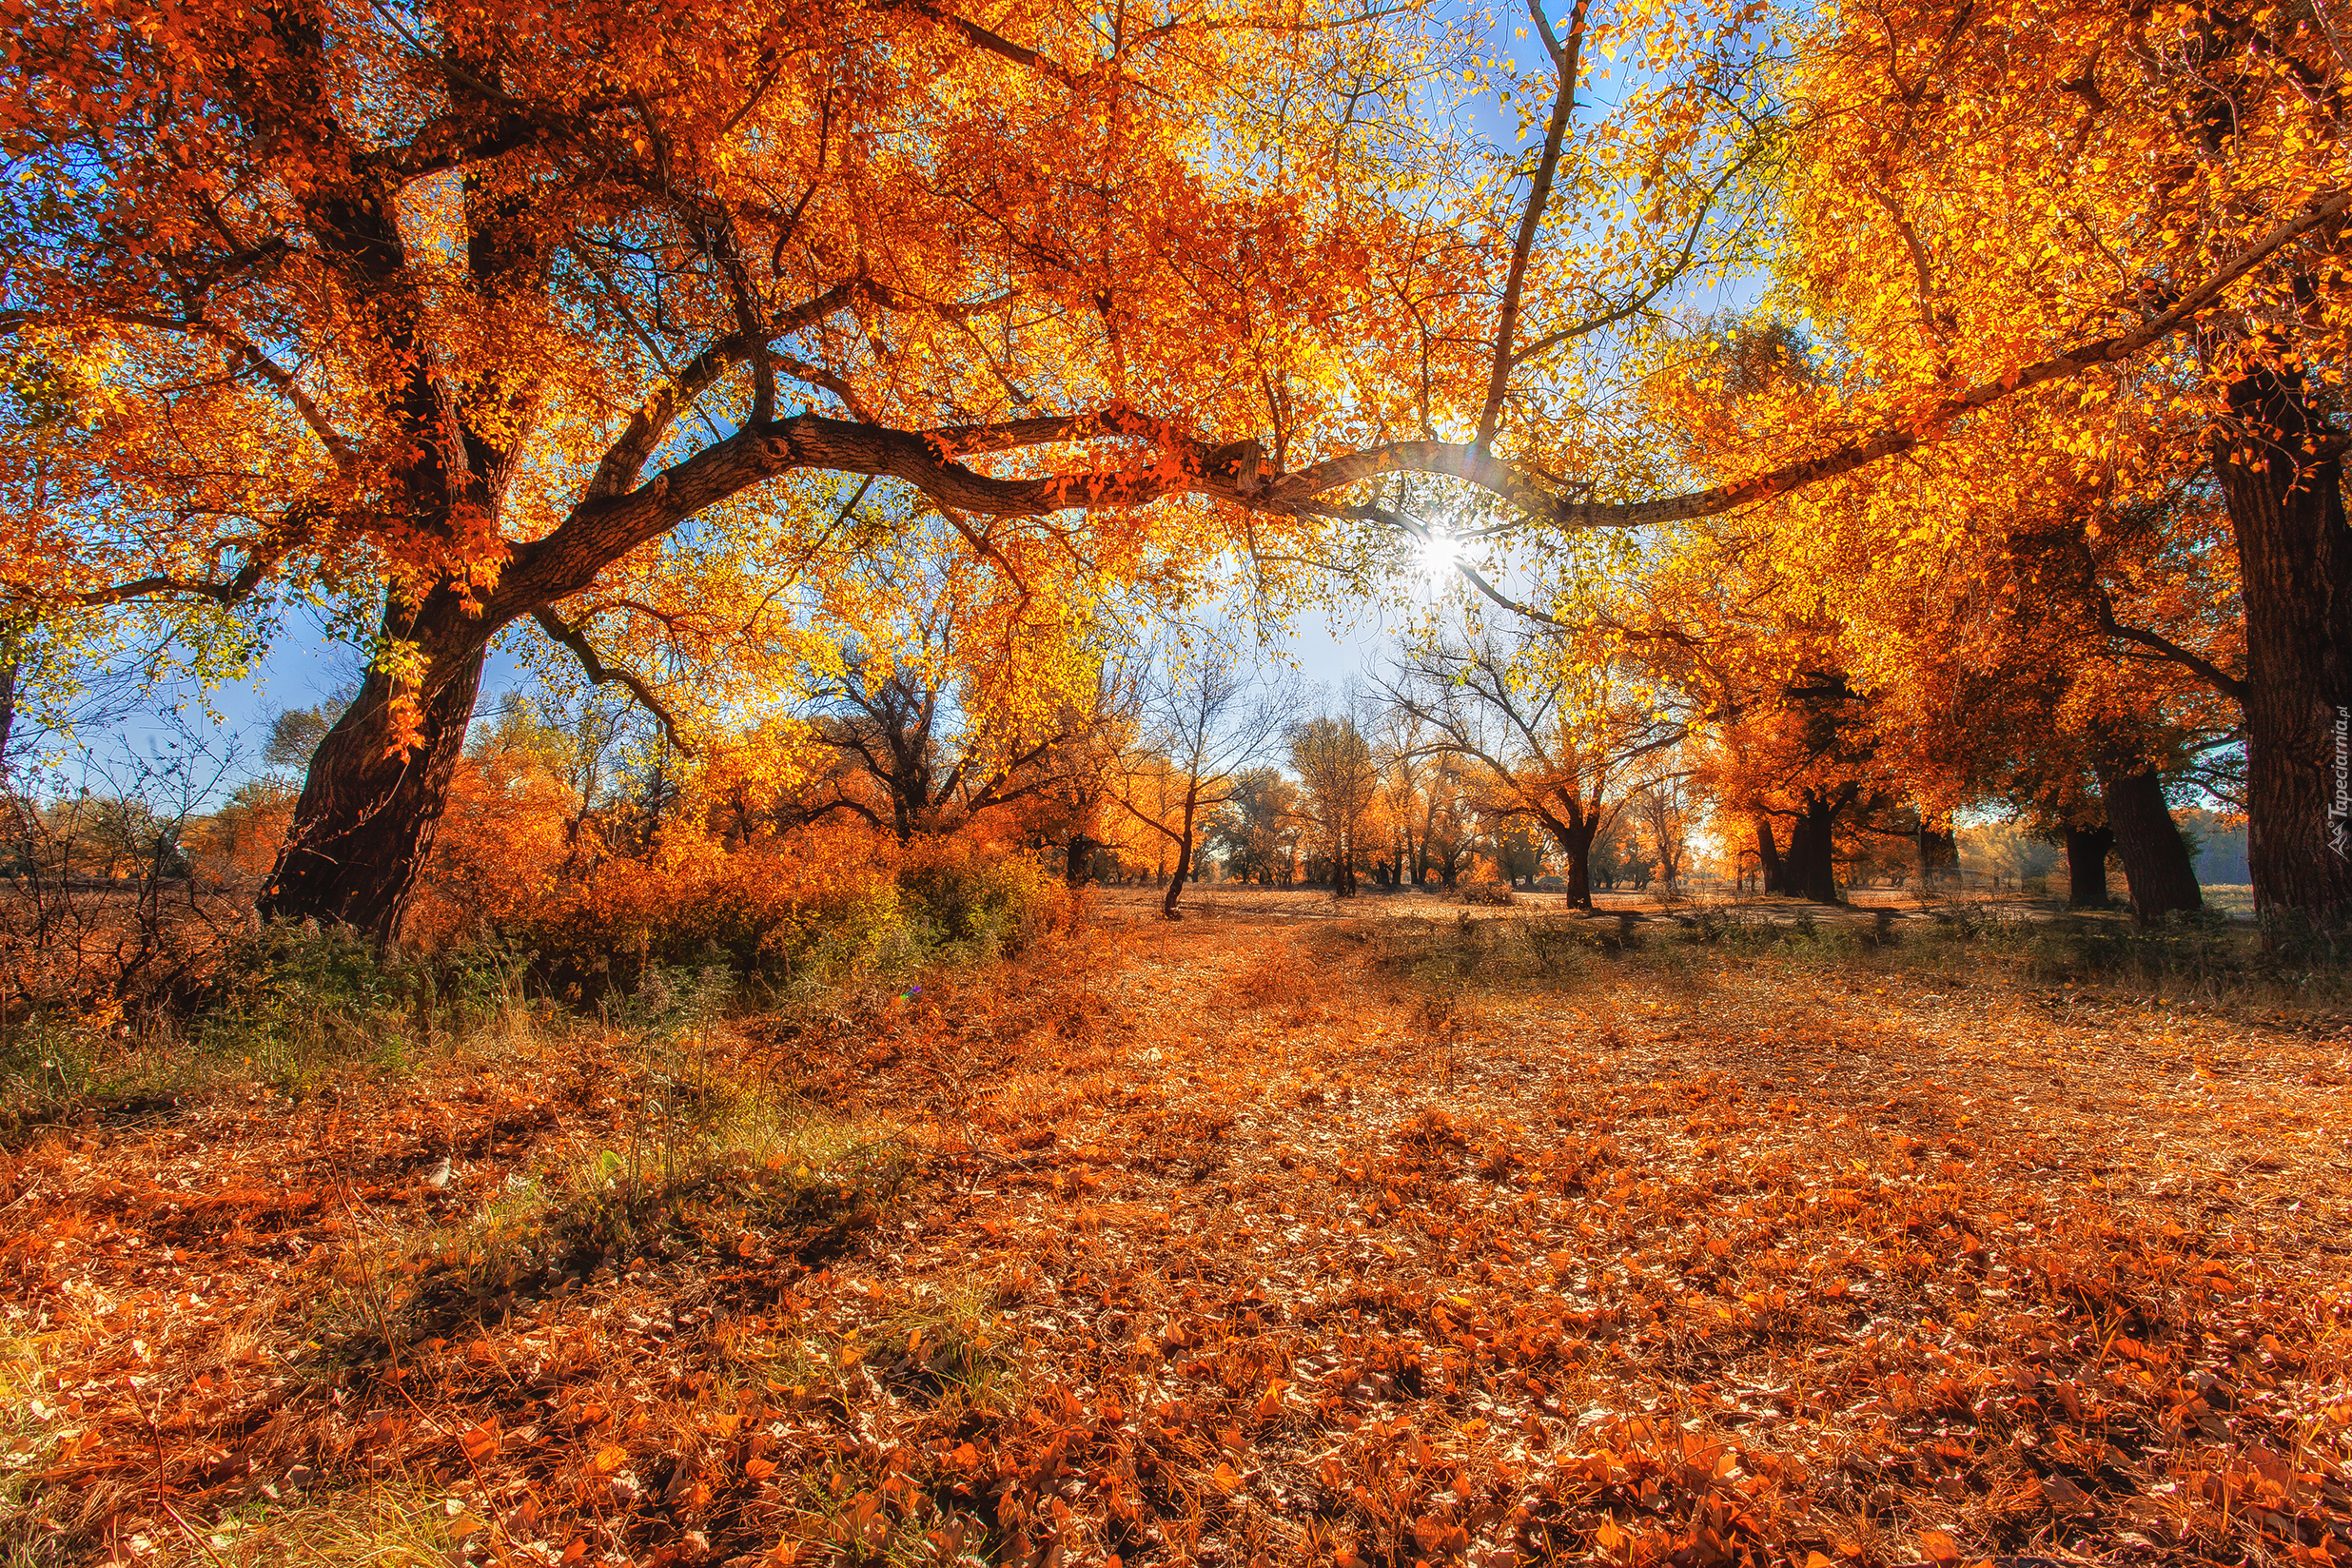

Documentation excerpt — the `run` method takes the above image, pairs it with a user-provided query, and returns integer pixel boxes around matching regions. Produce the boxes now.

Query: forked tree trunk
[2212,362,2352,922]
[260,592,493,945]
[2064,824,2115,909]
[2096,764,2202,927]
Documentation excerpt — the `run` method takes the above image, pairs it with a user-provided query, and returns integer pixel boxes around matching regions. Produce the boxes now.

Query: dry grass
[3,911,2349,1568]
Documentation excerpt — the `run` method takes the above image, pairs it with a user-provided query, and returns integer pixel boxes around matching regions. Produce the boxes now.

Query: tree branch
[1477,0,1593,449]
[580,280,862,502]
[897,0,1084,88]
[1287,184,2352,529]
[500,186,2348,616]
[530,607,697,755]
[2090,593,2247,703]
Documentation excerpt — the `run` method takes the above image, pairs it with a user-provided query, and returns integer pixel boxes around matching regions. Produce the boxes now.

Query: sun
[1415,529,1461,588]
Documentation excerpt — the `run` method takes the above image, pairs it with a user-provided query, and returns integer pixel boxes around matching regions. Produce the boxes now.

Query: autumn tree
[1415,756,1480,889]
[1596,309,2231,922]
[1019,655,1143,888]
[1204,767,1303,887]
[1109,639,1293,917]
[1288,715,1380,894]
[1383,625,1678,908]
[16,0,2342,944]
[1764,0,2351,918]
[1629,773,1700,895]
[7,0,1518,938]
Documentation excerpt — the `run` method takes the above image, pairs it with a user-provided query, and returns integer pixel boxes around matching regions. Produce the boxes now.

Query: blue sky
[186,578,1400,774]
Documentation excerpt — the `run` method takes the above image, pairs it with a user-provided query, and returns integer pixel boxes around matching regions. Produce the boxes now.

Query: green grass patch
[338,1108,919,1345]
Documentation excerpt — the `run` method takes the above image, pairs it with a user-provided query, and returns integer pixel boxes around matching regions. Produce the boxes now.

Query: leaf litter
[4,904,2350,1568]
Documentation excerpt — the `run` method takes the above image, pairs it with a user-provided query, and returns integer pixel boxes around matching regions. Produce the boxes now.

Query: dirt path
[7,913,2350,1568]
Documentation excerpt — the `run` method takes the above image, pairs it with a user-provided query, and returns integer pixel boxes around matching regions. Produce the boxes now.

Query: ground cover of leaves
[5,903,2351,1568]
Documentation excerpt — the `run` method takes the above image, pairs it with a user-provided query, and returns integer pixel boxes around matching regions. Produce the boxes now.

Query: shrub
[485,828,916,997]
[478,827,1071,999]
[0,1013,110,1140]
[191,923,487,1092]
[895,836,1069,960]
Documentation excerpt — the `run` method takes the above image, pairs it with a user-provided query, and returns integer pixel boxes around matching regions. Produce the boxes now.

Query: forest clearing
[7,898,2349,1568]
[10,0,2352,1562]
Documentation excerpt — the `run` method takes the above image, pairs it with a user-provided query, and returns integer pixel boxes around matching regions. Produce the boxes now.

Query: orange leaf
[594,1444,628,1474]
[1255,1381,1286,1419]
[1212,1461,1242,1492]
[457,1418,500,1463]
[743,1459,777,1480]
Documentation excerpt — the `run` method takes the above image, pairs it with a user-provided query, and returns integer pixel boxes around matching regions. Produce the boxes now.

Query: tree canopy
[6,0,2347,930]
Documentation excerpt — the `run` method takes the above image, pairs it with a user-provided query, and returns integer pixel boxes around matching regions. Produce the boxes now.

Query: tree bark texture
[2097,764,2203,926]
[1916,821,1959,887]
[1162,816,1195,918]
[259,591,491,945]
[2211,362,2352,921]
[1784,794,1840,903]
[1557,819,1597,910]
[1755,816,1784,895]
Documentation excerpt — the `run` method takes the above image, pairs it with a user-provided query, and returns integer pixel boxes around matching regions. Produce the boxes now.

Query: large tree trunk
[2096,764,2202,927]
[1784,794,1840,903]
[1064,832,1094,887]
[1916,819,1958,889]
[2212,361,2352,922]
[1755,816,1784,894]
[1557,820,1597,911]
[2064,824,2115,909]
[260,593,492,944]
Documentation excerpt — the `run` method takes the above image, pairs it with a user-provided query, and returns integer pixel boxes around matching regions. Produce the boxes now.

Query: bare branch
[1477,0,1594,449]
[2090,592,2248,703]
[530,607,696,755]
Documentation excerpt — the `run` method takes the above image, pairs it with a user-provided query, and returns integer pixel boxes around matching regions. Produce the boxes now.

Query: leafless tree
[1111,637,1297,917]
